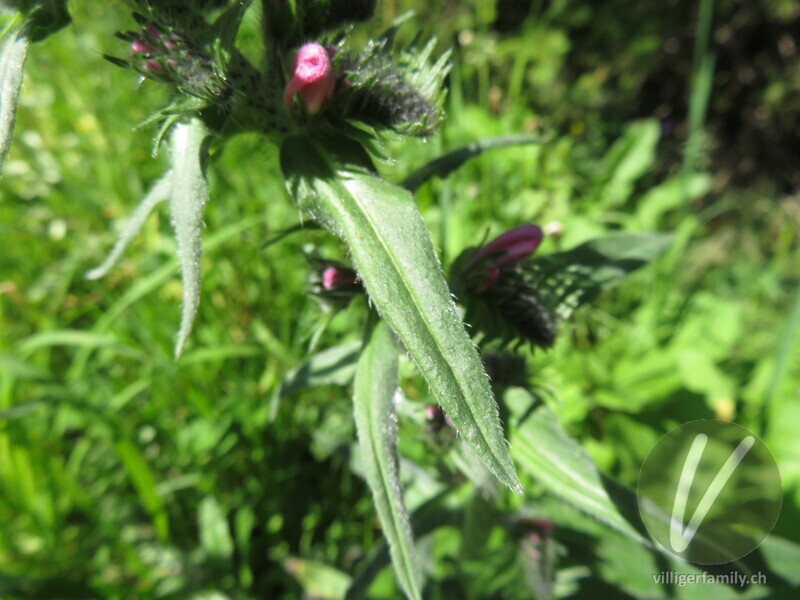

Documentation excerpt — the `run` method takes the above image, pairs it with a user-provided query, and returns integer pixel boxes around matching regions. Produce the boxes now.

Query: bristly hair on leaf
[334,25,451,137]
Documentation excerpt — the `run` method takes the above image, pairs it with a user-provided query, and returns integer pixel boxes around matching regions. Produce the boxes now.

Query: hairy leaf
[0,19,29,176]
[281,135,521,493]
[168,118,211,356]
[353,317,420,600]
[84,173,171,280]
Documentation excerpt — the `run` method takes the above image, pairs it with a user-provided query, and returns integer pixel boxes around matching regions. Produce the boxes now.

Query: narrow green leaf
[281,135,521,494]
[506,387,769,583]
[600,119,660,207]
[168,118,211,357]
[114,439,169,540]
[401,133,549,192]
[353,317,421,600]
[0,21,29,176]
[0,352,49,380]
[18,330,119,355]
[505,388,649,545]
[270,340,362,420]
[84,172,171,280]
[72,213,265,378]
[346,490,459,600]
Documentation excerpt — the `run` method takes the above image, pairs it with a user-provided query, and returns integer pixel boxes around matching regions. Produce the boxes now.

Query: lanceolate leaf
[505,387,649,545]
[504,386,773,583]
[84,173,171,280]
[0,20,29,176]
[401,133,549,192]
[346,490,459,600]
[353,317,420,600]
[85,118,211,357]
[281,135,521,494]
[168,118,210,357]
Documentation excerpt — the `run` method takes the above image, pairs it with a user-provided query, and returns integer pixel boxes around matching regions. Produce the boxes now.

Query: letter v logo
[669,433,755,553]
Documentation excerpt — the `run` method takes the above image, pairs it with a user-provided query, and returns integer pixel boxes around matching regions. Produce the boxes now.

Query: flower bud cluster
[110,17,223,100]
[454,225,557,349]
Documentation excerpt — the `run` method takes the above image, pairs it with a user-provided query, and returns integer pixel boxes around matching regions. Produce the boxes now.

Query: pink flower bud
[425,405,441,421]
[283,43,336,114]
[131,39,153,54]
[321,266,357,291]
[470,224,543,267]
[144,59,163,73]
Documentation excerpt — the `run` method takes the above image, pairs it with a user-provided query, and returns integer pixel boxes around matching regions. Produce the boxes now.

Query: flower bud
[321,266,358,291]
[466,224,543,292]
[470,224,543,267]
[131,39,153,54]
[283,43,336,114]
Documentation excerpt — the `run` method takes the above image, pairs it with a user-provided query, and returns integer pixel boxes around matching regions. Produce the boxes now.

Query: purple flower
[467,224,543,292]
[469,224,543,267]
[283,43,336,114]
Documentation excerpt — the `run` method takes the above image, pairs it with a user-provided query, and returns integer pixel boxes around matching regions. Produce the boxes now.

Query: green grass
[2,1,799,599]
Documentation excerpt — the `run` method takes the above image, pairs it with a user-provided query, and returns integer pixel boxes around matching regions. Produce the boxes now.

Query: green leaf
[529,232,673,320]
[0,20,29,176]
[19,0,70,42]
[401,133,549,192]
[168,118,211,357]
[346,490,459,600]
[599,119,660,207]
[270,340,362,420]
[281,135,521,494]
[84,117,211,357]
[84,172,171,280]
[114,439,169,540]
[0,352,49,380]
[507,388,775,586]
[505,388,649,545]
[18,330,120,355]
[199,496,234,559]
[759,535,800,587]
[282,558,351,600]
[353,317,421,600]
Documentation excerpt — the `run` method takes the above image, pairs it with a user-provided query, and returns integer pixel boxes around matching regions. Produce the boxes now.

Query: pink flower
[283,43,336,115]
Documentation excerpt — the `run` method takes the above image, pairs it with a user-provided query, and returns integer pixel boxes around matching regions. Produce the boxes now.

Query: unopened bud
[131,39,153,54]
[321,266,358,291]
[283,43,336,114]
[470,224,543,267]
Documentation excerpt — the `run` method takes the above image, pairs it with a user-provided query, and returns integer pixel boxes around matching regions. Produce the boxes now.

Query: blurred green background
[1,0,799,598]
